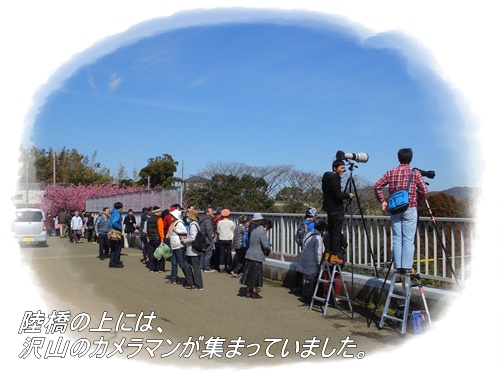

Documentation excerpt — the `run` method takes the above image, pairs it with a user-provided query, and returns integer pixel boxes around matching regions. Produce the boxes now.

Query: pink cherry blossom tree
[40,183,148,214]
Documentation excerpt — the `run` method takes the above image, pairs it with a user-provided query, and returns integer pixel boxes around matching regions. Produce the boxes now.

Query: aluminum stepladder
[308,261,352,315]
[378,271,432,334]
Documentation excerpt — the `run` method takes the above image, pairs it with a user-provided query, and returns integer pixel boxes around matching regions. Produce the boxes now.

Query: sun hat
[187,210,199,221]
[252,213,264,221]
[170,209,182,220]
[221,209,230,217]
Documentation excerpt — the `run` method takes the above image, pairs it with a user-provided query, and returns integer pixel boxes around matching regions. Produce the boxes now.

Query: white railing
[231,212,475,284]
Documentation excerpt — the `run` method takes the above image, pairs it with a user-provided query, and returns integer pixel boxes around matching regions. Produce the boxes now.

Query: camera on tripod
[335,150,369,163]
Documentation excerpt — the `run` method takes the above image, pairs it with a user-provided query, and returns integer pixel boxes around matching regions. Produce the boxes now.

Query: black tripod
[343,162,379,319]
[422,197,461,289]
[344,162,379,278]
[367,257,394,329]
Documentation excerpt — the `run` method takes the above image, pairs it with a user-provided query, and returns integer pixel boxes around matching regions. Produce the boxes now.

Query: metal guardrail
[230,212,474,284]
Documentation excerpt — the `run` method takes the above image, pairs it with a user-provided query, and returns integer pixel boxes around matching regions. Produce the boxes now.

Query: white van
[12,208,48,246]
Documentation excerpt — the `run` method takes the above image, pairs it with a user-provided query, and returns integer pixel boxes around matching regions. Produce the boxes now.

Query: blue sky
[31,18,469,191]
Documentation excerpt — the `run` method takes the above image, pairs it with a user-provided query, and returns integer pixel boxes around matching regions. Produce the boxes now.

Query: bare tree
[193,161,376,214]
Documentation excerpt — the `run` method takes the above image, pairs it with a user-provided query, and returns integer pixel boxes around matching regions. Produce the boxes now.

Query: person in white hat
[165,209,187,285]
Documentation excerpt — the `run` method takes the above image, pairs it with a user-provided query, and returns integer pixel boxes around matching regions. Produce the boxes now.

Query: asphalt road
[22,235,411,369]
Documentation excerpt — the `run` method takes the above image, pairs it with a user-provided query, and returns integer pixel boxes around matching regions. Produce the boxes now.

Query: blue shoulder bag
[387,169,414,214]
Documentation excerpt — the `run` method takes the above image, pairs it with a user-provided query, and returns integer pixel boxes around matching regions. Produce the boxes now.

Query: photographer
[322,159,355,264]
[373,148,428,273]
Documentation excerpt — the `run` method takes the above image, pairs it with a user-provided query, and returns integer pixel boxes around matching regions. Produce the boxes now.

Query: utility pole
[53,150,56,185]
[180,160,184,207]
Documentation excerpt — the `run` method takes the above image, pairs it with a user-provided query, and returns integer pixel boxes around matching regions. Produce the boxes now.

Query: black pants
[327,212,345,258]
[148,240,165,272]
[98,234,110,258]
[218,240,233,270]
[232,248,247,274]
[87,229,94,242]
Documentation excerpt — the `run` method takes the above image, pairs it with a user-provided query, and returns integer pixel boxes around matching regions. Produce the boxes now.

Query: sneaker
[184,285,194,289]
[204,269,216,273]
[230,271,239,277]
[191,287,203,291]
[165,279,176,284]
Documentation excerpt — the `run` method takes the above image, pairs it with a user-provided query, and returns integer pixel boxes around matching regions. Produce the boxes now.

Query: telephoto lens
[343,152,369,163]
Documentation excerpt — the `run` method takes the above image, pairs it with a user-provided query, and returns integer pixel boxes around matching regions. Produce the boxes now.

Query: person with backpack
[296,220,327,302]
[165,209,188,285]
[182,210,204,290]
[199,207,216,272]
[295,207,318,250]
[292,207,318,293]
[230,215,249,277]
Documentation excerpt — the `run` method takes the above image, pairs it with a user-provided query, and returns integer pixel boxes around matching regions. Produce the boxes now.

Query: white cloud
[87,69,97,89]
[108,72,123,92]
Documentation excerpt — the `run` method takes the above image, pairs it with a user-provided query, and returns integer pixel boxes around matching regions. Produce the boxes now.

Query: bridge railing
[231,212,475,284]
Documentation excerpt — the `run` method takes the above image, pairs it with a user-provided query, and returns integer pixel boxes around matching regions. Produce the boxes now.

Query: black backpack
[192,222,206,252]
[295,220,310,247]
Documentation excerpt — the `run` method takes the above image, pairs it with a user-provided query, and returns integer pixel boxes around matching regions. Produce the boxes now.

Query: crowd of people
[53,202,275,297]
[50,148,427,301]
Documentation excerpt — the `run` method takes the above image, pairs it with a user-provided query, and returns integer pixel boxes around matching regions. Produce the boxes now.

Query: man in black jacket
[123,209,137,248]
[322,159,355,264]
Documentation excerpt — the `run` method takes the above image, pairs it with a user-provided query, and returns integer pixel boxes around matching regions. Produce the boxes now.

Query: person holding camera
[373,148,428,273]
[322,159,355,264]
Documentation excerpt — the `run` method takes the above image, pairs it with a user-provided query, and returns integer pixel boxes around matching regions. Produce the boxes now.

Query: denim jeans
[200,243,214,270]
[170,247,186,281]
[391,207,418,269]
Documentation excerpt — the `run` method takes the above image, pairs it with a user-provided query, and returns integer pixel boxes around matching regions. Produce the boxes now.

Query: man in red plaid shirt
[374,148,428,273]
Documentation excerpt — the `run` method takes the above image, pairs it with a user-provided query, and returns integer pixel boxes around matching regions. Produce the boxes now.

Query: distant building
[183,175,209,194]
[13,183,44,208]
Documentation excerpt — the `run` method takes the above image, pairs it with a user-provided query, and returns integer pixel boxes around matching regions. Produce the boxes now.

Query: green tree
[138,154,179,188]
[18,146,113,185]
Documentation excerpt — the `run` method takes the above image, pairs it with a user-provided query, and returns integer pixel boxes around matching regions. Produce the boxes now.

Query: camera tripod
[344,162,379,278]
[422,197,460,289]
[342,162,380,318]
